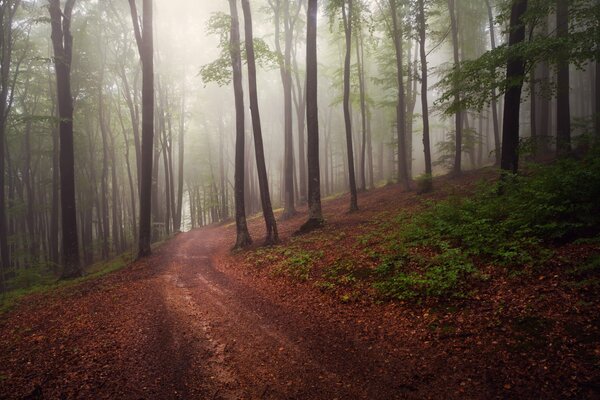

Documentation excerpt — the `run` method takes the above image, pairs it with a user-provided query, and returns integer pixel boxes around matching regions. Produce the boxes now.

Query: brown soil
[1,170,599,399]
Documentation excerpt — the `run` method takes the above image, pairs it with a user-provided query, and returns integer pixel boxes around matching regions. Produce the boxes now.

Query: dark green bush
[373,152,600,299]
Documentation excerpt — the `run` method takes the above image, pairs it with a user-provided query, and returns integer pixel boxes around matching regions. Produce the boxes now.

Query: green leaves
[199,13,278,87]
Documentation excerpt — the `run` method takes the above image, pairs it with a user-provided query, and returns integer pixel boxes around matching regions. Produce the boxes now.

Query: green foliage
[1,254,131,314]
[437,0,600,114]
[373,242,474,300]
[199,11,277,87]
[269,248,323,281]
[373,153,600,300]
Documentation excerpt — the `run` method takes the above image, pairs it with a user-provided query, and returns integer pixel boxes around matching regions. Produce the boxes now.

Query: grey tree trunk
[49,0,82,278]
[128,0,155,258]
[556,0,571,155]
[500,0,528,174]
[418,0,432,191]
[448,0,463,175]
[241,0,279,244]
[229,0,252,249]
[342,0,358,211]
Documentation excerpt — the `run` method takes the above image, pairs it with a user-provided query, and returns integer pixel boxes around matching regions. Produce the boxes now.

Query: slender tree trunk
[355,29,368,192]
[99,85,110,259]
[485,0,501,165]
[596,60,600,136]
[175,97,185,232]
[0,1,20,279]
[118,108,137,243]
[49,0,81,278]
[530,69,537,158]
[500,0,528,174]
[229,0,252,249]
[241,0,279,244]
[448,0,463,174]
[390,0,410,189]
[50,102,60,267]
[129,0,154,258]
[299,0,324,232]
[342,0,358,211]
[556,0,571,155]
[418,0,432,191]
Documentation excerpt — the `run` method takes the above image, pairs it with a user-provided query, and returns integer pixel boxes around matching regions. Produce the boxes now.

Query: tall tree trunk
[128,0,154,258]
[50,102,60,267]
[485,0,501,165]
[0,1,20,279]
[241,0,279,244]
[292,46,307,204]
[49,0,81,278]
[99,85,110,259]
[118,108,137,244]
[174,97,184,232]
[355,28,368,192]
[299,0,324,232]
[229,0,252,249]
[390,0,410,189]
[418,0,432,191]
[448,0,463,174]
[342,0,358,211]
[500,0,528,174]
[556,0,571,155]
[596,60,600,136]
[530,69,537,158]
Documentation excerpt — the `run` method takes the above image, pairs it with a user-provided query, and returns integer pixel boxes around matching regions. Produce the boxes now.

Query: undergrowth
[371,152,600,300]
[0,254,132,314]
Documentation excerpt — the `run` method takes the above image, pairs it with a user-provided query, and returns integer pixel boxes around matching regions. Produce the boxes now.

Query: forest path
[151,226,410,399]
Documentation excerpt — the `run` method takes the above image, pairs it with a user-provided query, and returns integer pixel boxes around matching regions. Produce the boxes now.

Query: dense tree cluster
[0,0,597,285]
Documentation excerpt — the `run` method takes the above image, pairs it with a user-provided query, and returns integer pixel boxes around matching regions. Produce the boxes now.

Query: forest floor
[1,169,599,400]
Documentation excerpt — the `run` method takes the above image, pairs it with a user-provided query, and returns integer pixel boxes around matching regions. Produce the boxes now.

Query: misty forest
[0,0,599,398]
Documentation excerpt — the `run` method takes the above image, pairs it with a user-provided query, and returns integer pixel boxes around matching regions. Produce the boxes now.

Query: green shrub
[373,152,600,299]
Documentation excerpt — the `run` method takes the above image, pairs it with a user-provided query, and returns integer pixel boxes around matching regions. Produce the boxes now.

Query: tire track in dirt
[157,228,412,399]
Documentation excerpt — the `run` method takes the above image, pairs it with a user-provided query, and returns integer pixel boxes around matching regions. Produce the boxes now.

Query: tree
[49,0,82,278]
[484,0,501,165]
[417,0,432,191]
[128,0,154,258]
[241,0,279,245]
[268,0,300,219]
[342,0,359,211]
[389,0,410,189]
[298,0,324,232]
[500,0,528,174]
[0,0,21,285]
[447,0,463,175]
[556,0,571,155]
[229,0,252,249]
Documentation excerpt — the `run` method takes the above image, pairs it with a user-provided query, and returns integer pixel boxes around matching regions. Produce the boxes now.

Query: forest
[0,0,599,398]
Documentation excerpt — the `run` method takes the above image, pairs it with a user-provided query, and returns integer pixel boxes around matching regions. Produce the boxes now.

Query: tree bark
[342,0,358,211]
[0,0,21,281]
[500,0,528,174]
[174,97,185,232]
[299,0,324,233]
[556,0,571,155]
[49,0,81,278]
[229,0,252,249]
[448,0,463,175]
[485,0,501,165]
[390,0,410,189]
[241,0,279,244]
[128,0,154,258]
[418,0,432,191]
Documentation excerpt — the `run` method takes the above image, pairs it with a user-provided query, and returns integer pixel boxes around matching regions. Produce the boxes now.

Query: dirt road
[0,226,418,399]
[137,227,412,399]
[3,177,596,399]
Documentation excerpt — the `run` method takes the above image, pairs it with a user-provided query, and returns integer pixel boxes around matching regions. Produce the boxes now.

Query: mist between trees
[0,0,598,284]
